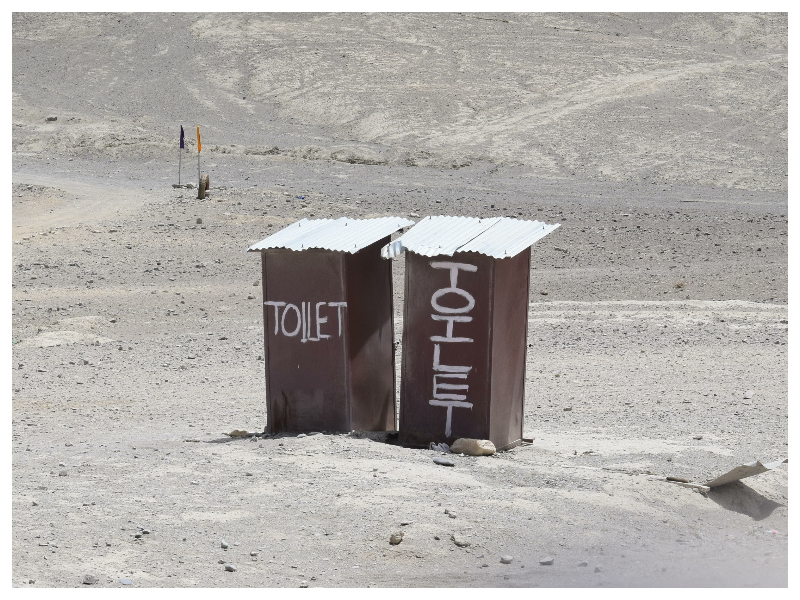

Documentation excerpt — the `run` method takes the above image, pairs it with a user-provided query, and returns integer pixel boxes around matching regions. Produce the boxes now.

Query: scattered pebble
[693,435,703,440]
[196,218,203,224]
[58,470,67,477]
[221,540,229,549]
[58,462,66,467]
[297,433,307,438]
[218,559,225,564]
[744,390,754,399]
[224,564,237,572]
[389,532,403,545]
[300,580,308,588]
[245,472,253,477]
[46,115,58,121]
[142,529,150,535]
[82,574,98,585]
[400,520,413,526]
[578,561,589,567]
[563,407,572,412]
[500,555,514,564]
[250,551,258,556]
[191,481,199,485]
[594,565,603,573]
[433,457,455,467]
[119,578,133,586]
[451,534,470,548]
[539,556,554,565]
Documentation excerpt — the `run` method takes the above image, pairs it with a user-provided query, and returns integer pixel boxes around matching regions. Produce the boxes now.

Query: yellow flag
[197,126,201,153]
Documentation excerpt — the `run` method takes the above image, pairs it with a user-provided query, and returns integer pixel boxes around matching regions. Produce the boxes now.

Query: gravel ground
[11,13,787,588]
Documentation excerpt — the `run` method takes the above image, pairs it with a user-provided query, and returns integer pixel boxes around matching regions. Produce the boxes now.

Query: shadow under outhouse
[248,217,413,434]
[382,216,560,450]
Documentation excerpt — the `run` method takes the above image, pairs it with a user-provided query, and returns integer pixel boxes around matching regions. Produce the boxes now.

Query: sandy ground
[11,13,788,588]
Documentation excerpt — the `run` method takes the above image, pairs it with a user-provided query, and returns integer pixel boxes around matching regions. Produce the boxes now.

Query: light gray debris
[119,578,133,585]
[224,564,237,572]
[220,540,229,549]
[46,115,57,121]
[594,565,603,573]
[500,555,514,564]
[82,574,98,585]
[744,390,754,399]
[539,556,555,565]
[433,457,455,467]
[429,442,450,452]
[578,561,589,567]
[389,532,404,545]
[451,534,470,547]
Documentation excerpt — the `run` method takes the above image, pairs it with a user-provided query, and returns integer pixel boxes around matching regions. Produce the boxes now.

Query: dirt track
[11,13,787,588]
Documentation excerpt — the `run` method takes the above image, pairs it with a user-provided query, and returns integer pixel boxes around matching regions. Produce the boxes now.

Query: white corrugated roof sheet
[381,216,560,259]
[247,217,414,254]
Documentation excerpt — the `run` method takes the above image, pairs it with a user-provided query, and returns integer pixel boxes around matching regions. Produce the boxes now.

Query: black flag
[180,125,185,149]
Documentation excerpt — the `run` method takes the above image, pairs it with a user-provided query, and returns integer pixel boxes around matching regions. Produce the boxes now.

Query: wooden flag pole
[196,125,201,184]
[179,146,182,185]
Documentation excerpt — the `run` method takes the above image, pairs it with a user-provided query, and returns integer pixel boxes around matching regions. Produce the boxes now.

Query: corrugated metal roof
[381,216,560,259]
[247,217,414,254]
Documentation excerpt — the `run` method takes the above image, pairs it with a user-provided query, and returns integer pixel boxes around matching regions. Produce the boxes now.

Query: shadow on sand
[707,481,784,521]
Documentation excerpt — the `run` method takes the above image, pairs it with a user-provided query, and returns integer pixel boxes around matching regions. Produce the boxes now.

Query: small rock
[119,578,133,585]
[224,564,237,572]
[744,390,754,399]
[594,565,603,573]
[196,218,203,224]
[693,435,703,440]
[300,581,308,588]
[451,534,470,548]
[190,480,199,485]
[540,291,548,295]
[400,520,413,526]
[46,115,57,122]
[245,472,253,477]
[297,433,307,438]
[32,501,38,506]
[449,438,496,456]
[578,561,588,567]
[250,551,258,556]
[221,540,229,549]
[433,457,455,467]
[58,470,67,477]
[82,574,98,585]
[58,462,66,467]
[389,532,403,545]
[218,559,225,564]
[563,407,572,412]
[539,556,554,566]
[142,529,150,535]
[500,555,514,564]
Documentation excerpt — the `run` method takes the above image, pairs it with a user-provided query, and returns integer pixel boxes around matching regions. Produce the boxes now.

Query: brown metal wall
[261,248,350,433]
[399,251,494,447]
[488,247,531,450]
[344,236,396,431]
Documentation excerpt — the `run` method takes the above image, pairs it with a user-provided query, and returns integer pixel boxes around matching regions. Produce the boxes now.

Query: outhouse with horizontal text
[248,217,413,434]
